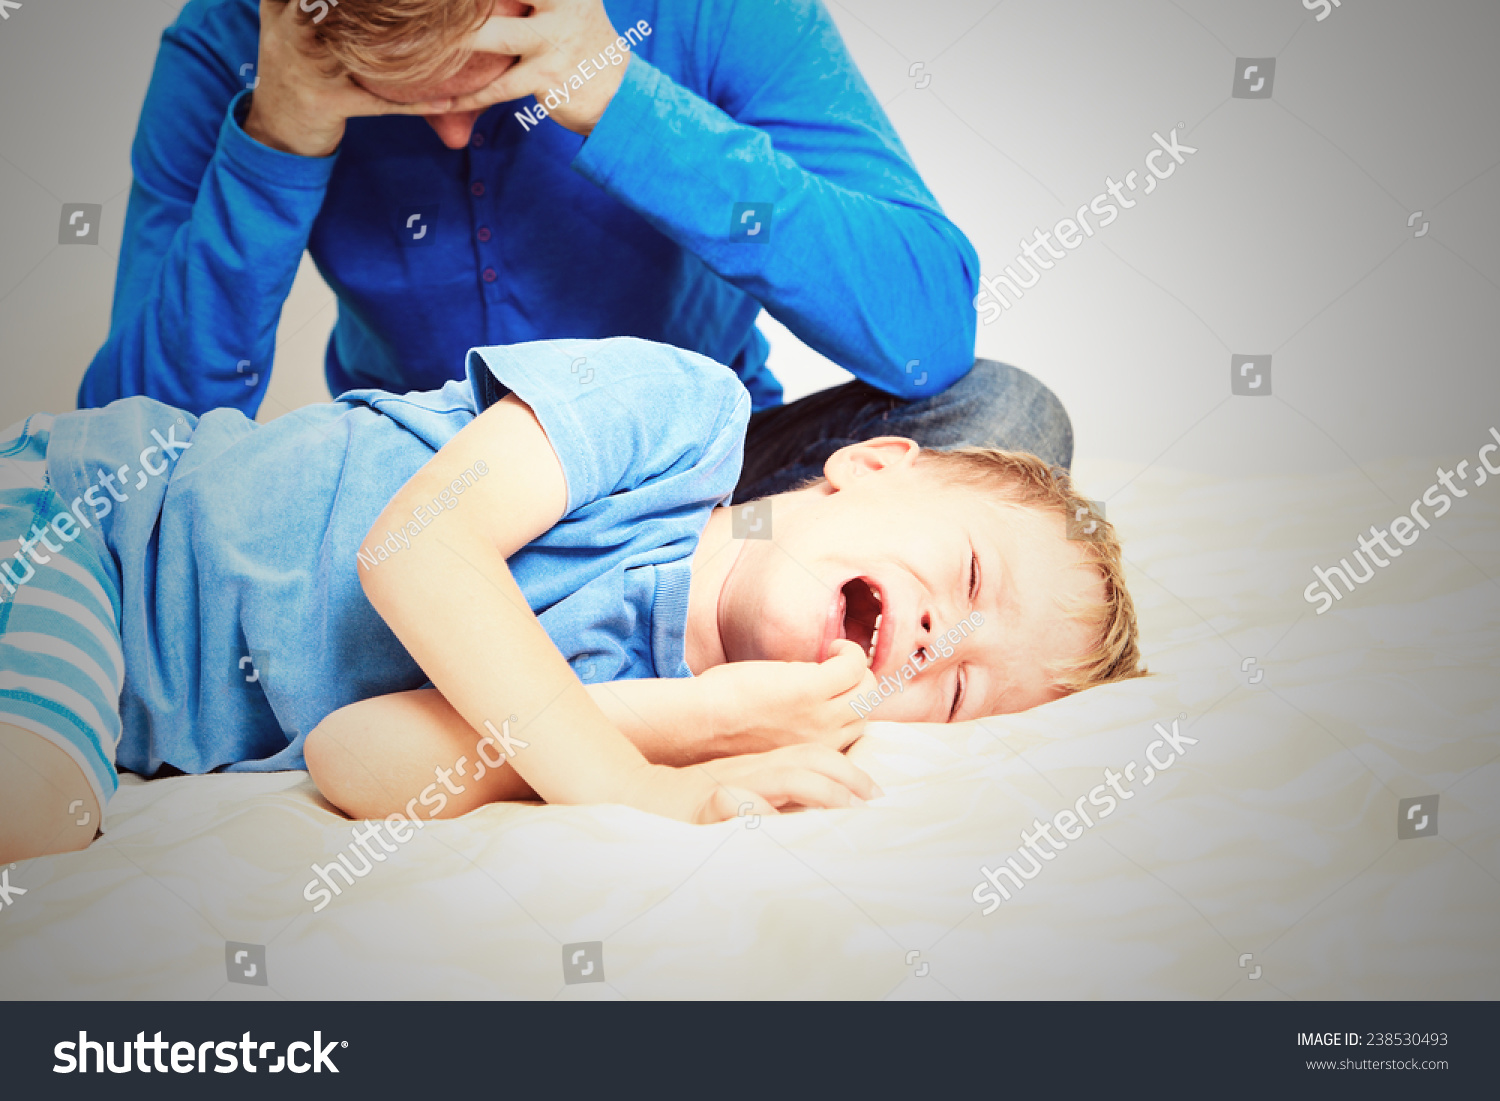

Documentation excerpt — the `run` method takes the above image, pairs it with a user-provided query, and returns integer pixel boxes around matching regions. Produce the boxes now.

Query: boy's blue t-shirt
[44,338,749,777]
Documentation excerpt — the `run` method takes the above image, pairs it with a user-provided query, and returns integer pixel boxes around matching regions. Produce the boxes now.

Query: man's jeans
[735,359,1073,501]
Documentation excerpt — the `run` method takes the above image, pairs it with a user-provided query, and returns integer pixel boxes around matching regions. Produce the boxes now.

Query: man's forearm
[574,58,979,397]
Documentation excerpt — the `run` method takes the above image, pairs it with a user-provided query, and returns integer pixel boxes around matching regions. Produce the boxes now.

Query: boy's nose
[913,611,938,661]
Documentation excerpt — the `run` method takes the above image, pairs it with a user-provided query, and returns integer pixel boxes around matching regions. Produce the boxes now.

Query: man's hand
[446,0,633,136]
[620,744,883,825]
[244,0,457,157]
[699,639,879,757]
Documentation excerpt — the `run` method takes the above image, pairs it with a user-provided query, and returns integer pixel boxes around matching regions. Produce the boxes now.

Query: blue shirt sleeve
[76,0,333,416]
[575,0,980,398]
[464,337,750,516]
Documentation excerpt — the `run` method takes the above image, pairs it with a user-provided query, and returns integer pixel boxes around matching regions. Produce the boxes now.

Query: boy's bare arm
[306,689,537,821]
[587,642,877,766]
[306,685,880,820]
[358,394,685,813]
[348,394,877,823]
[305,667,863,821]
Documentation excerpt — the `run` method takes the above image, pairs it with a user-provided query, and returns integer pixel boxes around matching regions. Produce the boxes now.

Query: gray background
[3,0,1498,496]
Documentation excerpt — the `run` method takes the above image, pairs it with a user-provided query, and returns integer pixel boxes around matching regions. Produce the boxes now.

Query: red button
[470,180,485,197]
[477,226,492,242]
[483,267,497,283]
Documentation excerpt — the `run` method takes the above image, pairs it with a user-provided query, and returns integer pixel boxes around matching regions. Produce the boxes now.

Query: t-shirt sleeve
[464,337,751,515]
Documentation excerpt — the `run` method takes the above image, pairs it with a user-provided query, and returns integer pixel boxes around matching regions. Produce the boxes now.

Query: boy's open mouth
[835,576,885,667]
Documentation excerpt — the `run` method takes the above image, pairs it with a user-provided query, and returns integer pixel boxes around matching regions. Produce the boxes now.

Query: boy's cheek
[864,683,949,725]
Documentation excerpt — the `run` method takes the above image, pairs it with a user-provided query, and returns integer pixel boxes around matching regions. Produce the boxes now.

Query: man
[80,0,1072,500]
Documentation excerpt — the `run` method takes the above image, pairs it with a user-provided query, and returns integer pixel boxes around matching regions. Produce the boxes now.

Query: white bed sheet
[2,458,1496,1000]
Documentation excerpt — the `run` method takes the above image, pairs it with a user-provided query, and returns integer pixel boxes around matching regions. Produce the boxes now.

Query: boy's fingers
[764,769,865,809]
[833,664,878,701]
[820,638,870,693]
[830,716,867,752]
[703,785,776,824]
[828,669,879,731]
[778,743,883,800]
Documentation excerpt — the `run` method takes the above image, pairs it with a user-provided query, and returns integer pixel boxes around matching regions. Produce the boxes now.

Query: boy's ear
[823,437,922,490]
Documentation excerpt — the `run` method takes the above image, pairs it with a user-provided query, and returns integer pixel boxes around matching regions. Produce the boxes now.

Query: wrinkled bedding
[2,458,1496,999]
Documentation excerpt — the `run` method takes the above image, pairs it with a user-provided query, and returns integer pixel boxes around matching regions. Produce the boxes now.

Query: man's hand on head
[245,0,457,158]
[445,0,631,137]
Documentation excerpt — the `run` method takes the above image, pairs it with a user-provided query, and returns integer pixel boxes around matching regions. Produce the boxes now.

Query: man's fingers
[467,13,552,58]
[353,93,456,117]
[320,75,456,118]
[441,64,538,114]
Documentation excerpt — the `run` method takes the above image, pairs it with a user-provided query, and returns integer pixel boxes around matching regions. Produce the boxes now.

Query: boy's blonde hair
[288,0,495,88]
[919,447,1147,695]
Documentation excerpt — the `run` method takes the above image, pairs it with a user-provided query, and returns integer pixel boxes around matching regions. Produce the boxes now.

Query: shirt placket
[469,128,500,305]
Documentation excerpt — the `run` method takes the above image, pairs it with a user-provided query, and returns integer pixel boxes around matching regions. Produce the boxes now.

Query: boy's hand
[621,744,883,824]
[244,0,458,157]
[699,639,878,757]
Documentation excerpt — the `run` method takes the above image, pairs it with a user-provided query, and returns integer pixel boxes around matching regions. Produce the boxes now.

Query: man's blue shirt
[77,0,978,417]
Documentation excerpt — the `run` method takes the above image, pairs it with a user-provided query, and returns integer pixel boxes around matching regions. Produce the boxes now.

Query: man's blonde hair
[288,0,495,88]
[919,447,1147,694]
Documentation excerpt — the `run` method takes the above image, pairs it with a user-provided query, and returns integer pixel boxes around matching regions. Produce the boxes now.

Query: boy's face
[716,439,1103,720]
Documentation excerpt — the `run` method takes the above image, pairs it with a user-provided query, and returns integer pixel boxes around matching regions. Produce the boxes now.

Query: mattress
[2,457,1496,999]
